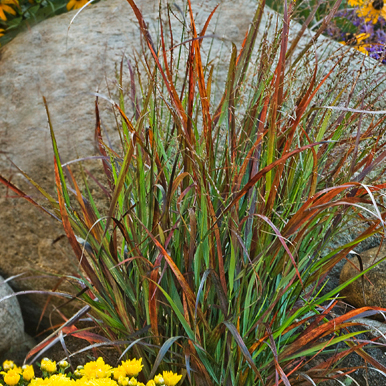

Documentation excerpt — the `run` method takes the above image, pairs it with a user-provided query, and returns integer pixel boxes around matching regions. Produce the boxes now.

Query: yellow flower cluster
[0,363,35,386]
[1,359,182,386]
[348,0,386,24]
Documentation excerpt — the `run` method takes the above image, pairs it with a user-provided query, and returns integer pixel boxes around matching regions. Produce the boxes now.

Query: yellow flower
[349,0,386,23]
[41,359,57,373]
[75,378,118,386]
[58,361,69,369]
[22,365,34,381]
[348,0,363,5]
[66,0,88,11]
[153,375,164,386]
[30,374,74,386]
[117,377,129,386]
[0,0,18,21]
[113,366,126,381]
[3,361,15,371]
[128,378,137,386]
[146,382,156,386]
[120,359,143,378]
[162,372,182,386]
[80,358,112,379]
[28,377,44,386]
[3,370,20,386]
[339,33,370,56]
[136,384,145,386]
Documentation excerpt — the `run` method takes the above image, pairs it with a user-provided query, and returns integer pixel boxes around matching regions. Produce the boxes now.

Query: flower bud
[154,374,164,385]
[41,359,56,373]
[128,378,137,386]
[3,361,15,371]
[58,361,69,369]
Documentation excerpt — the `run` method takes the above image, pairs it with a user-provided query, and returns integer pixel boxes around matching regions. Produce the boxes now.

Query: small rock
[0,276,26,354]
[340,245,386,310]
[354,318,386,345]
[0,333,36,365]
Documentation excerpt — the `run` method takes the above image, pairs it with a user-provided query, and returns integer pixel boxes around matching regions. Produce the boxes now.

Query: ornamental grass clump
[0,360,180,386]
[3,0,386,384]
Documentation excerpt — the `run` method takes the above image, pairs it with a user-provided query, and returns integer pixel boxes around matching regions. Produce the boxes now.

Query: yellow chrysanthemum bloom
[153,375,164,386]
[28,377,45,386]
[0,0,18,21]
[30,374,74,386]
[41,359,57,373]
[136,383,145,386]
[3,370,20,386]
[22,365,34,381]
[113,366,126,381]
[3,361,15,371]
[75,378,118,386]
[66,0,88,11]
[162,372,182,386]
[120,359,143,378]
[80,358,112,379]
[146,381,156,386]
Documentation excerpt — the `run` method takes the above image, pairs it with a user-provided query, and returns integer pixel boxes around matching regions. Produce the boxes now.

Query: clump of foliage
[0,0,97,47]
[0,358,182,386]
[2,0,386,385]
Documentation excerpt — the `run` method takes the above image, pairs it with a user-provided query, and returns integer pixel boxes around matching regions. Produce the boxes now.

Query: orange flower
[0,0,18,21]
[66,0,88,11]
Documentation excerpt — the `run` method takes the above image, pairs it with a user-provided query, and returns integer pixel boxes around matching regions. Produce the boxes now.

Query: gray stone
[0,276,26,354]
[0,333,36,366]
[355,318,386,344]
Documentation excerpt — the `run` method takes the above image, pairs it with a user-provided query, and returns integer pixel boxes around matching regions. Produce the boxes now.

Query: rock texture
[340,245,386,310]
[0,276,28,354]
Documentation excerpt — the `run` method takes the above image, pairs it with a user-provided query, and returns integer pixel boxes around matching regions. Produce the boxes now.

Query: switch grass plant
[2,0,386,384]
